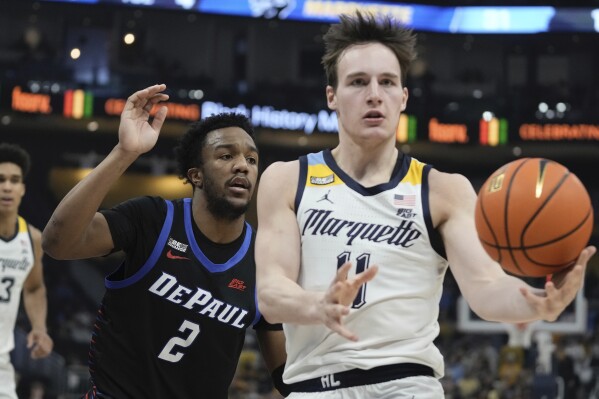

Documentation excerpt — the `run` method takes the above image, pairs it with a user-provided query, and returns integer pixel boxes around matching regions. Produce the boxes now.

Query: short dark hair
[322,11,417,88]
[0,143,31,179]
[174,113,255,184]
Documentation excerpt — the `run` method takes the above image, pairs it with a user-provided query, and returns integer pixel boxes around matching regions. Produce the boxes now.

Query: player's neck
[196,217,246,244]
[0,212,18,239]
[192,206,246,244]
[331,143,398,186]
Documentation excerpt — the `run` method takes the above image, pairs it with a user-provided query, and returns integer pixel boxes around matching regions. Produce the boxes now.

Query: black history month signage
[3,85,599,143]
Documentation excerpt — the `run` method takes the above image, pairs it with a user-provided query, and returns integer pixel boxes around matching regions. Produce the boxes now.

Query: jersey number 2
[158,320,200,363]
[337,251,371,309]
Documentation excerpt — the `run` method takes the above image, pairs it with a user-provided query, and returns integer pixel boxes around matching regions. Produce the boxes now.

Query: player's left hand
[520,245,596,322]
[27,329,54,359]
[118,84,169,155]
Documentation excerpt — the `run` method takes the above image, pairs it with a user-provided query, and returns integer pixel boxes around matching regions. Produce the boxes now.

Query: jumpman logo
[318,190,333,204]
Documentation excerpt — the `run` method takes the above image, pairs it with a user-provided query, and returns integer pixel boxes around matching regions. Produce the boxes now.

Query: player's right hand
[320,262,378,341]
[27,329,53,359]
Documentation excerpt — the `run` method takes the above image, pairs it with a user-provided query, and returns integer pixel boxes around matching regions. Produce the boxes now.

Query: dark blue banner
[40,0,599,33]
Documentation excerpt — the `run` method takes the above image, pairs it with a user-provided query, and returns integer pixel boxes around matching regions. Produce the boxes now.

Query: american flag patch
[394,194,416,207]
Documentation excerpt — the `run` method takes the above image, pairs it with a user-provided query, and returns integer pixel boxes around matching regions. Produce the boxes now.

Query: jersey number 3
[337,251,371,309]
[0,277,15,302]
[158,320,200,363]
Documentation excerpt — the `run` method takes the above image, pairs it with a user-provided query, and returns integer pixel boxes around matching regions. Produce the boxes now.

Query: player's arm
[256,327,289,396]
[42,84,168,260]
[22,227,53,359]
[431,169,595,323]
[255,161,312,323]
[255,161,376,341]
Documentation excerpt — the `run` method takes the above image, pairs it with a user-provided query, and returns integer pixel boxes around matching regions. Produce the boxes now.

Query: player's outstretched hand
[320,262,378,341]
[520,245,596,322]
[27,329,54,359]
[118,84,169,155]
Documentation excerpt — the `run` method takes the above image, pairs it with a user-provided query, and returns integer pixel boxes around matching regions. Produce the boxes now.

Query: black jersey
[90,198,261,398]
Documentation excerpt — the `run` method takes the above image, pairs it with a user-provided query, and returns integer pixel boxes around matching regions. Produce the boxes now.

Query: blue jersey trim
[307,151,326,165]
[106,199,174,289]
[183,198,253,273]
[21,218,36,258]
[422,164,434,238]
[252,289,262,326]
[422,165,446,259]
[294,156,308,214]
[322,149,410,196]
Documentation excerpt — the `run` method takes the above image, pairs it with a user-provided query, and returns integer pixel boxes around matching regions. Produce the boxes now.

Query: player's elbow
[467,297,510,323]
[41,230,68,259]
[460,289,499,322]
[257,287,283,324]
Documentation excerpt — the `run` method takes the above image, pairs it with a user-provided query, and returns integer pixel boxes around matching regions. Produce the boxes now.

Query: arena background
[0,0,598,397]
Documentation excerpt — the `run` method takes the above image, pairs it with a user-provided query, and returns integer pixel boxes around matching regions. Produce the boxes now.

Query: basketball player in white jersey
[0,143,53,399]
[255,12,596,398]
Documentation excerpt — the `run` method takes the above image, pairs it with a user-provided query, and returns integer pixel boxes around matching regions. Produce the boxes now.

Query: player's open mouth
[228,177,250,194]
[363,111,384,120]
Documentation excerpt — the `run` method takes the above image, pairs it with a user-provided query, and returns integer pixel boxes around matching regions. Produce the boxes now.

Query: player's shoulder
[428,168,474,196]
[428,169,477,223]
[263,159,299,176]
[261,160,300,185]
[27,224,42,247]
[259,161,300,207]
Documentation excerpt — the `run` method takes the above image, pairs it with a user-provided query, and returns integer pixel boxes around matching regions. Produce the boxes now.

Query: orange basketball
[475,158,593,277]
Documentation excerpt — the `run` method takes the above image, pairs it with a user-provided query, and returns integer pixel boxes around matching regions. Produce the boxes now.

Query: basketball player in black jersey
[42,85,288,398]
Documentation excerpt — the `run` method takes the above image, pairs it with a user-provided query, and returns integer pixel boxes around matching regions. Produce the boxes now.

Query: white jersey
[285,150,449,384]
[0,217,35,355]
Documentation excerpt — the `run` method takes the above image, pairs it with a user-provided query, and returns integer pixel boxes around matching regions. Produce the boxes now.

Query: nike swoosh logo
[166,249,190,260]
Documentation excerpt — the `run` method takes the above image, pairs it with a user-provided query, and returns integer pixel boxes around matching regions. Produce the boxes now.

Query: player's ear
[326,85,337,110]
[187,168,202,188]
[400,87,408,112]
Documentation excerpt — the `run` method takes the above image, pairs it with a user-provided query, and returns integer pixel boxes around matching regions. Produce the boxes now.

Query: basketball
[474,158,594,277]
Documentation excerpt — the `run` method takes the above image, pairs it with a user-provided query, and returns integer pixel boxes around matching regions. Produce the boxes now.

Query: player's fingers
[325,317,357,342]
[324,303,349,326]
[519,286,539,305]
[335,262,352,282]
[151,106,168,131]
[520,287,548,317]
[576,245,596,266]
[567,264,584,283]
[323,302,358,341]
[544,281,558,298]
[149,93,169,104]
[144,94,169,112]
[31,348,41,359]
[353,265,378,286]
[328,302,349,316]
[26,334,34,349]
[33,342,51,359]
[126,84,167,109]
[332,325,358,342]
[555,264,584,291]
